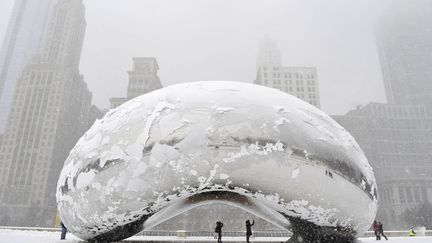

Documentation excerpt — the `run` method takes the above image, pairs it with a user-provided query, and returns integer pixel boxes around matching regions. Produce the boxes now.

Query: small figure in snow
[372,220,380,240]
[377,221,388,240]
[60,221,67,240]
[245,219,255,243]
[215,221,224,243]
[409,227,416,237]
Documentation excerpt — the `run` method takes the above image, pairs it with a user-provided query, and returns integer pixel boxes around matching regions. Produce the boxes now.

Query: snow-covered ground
[0,229,431,243]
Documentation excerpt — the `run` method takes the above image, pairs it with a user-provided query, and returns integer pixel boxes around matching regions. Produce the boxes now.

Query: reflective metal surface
[56,81,377,241]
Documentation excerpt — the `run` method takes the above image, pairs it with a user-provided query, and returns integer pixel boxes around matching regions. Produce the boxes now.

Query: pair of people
[372,220,388,240]
[215,219,255,243]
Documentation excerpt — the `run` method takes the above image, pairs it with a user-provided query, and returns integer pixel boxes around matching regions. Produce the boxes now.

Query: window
[406,188,413,203]
[413,188,420,202]
[398,188,405,203]
[421,188,428,202]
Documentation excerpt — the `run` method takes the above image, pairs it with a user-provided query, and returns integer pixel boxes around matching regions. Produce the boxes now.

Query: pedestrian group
[214,219,254,243]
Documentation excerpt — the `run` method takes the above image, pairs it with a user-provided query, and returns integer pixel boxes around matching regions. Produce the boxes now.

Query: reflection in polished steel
[56,81,377,242]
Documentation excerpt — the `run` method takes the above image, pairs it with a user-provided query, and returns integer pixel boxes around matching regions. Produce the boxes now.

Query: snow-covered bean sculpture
[56,81,377,242]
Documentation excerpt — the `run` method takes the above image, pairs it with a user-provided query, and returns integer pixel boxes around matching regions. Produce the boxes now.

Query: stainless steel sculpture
[56,81,377,242]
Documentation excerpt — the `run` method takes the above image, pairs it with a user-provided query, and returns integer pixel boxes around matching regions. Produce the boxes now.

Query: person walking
[245,219,255,243]
[372,220,380,240]
[215,221,224,243]
[409,227,416,237]
[377,222,388,240]
[60,221,67,240]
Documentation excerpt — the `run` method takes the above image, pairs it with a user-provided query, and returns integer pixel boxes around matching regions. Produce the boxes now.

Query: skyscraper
[375,1,432,106]
[0,0,100,226]
[110,57,162,109]
[333,104,432,228]
[0,0,57,133]
[256,36,281,69]
[255,37,321,108]
[333,1,432,228]
[255,66,320,108]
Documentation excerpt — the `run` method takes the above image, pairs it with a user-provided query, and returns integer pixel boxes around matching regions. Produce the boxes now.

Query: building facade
[0,0,100,226]
[109,57,162,109]
[0,0,57,133]
[255,66,320,108]
[375,1,432,106]
[333,1,432,228]
[333,103,432,228]
[254,37,321,108]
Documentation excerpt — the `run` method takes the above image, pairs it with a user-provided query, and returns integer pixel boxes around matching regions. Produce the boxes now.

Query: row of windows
[269,84,317,93]
[380,187,431,205]
[129,79,148,86]
[263,72,316,79]
[372,105,427,118]
[398,187,428,204]
[263,79,316,87]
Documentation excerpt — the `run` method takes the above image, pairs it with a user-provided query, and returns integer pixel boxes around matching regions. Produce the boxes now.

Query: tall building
[0,0,57,133]
[333,1,432,228]
[110,57,162,109]
[375,1,432,106]
[256,36,281,69]
[0,0,99,226]
[333,103,432,228]
[254,37,321,108]
[255,66,320,108]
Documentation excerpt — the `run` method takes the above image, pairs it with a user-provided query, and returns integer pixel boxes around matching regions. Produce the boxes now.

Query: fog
[1,0,432,234]
[0,0,390,114]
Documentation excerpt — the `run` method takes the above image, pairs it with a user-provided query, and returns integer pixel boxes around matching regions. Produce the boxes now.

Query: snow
[75,170,96,189]
[0,230,431,243]
[291,168,300,178]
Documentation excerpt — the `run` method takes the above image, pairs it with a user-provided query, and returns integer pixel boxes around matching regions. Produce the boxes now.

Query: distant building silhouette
[0,0,101,227]
[334,1,432,229]
[254,37,320,108]
[375,1,432,107]
[256,36,281,69]
[0,0,57,133]
[109,57,162,109]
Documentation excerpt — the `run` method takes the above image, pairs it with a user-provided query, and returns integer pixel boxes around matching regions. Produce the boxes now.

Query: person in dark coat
[60,221,67,240]
[372,220,380,240]
[215,221,224,243]
[378,222,388,240]
[245,219,255,243]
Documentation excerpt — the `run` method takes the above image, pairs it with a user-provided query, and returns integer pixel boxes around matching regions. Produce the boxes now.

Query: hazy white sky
[0,0,391,115]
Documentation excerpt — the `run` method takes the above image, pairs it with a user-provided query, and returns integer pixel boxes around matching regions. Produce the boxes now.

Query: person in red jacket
[372,220,380,240]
